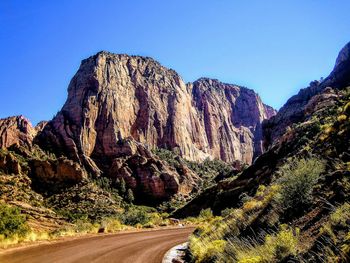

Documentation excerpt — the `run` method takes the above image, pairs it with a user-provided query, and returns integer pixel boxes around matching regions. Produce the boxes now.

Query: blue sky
[0,1,349,125]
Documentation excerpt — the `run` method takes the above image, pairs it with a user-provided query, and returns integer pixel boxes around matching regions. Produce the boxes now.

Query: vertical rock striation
[0,116,37,149]
[37,51,275,173]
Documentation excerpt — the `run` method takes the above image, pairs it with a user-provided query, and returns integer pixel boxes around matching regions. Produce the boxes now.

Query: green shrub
[126,188,135,203]
[73,220,98,234]
[221,208,235,217]
[275,157,325,216]
[330,203,350,228]
[0,204,29,238]
[120,207,151,226]
[199,208,214,220]
[190,236,226,263]
[101,218,124,232]
[94,177,113,191]
[56,209,89,222]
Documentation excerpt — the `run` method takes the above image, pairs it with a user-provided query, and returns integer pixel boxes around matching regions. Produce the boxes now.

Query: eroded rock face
[108,138,199,202]
[0,152,22,175]
[190,78,276,163]
[30,157,87,186]
[0,116,37,149]
[37,52,275,170]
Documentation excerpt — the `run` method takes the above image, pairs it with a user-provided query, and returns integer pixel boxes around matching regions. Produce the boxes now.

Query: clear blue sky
[1,1,349,125]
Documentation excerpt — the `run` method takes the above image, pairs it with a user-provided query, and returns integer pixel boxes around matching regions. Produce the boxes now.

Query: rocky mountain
[36,52,275,178]
[176,42,350,262]
[263,42,350,148]
[175,42,350,217]
[1,41,349,261]
[0,52,274,205]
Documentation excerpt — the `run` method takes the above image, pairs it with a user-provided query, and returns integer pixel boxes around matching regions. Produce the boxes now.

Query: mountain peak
[38,52,274,170]
[334,41,350,69]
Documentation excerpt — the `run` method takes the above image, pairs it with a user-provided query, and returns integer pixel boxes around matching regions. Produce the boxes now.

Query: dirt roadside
[0,227,195,263]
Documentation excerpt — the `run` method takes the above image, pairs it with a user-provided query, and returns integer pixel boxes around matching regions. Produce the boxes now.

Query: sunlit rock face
[0,115,39,149]
[37,51,275,171]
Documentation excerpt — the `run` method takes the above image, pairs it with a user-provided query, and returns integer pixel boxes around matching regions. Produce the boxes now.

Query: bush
[0,204,28,238]
[74,220,99,234]
[265,226,299,260]
[329,203,350,228]
[224,226,299,263]
[199,208,214,220]
[221,208,235,217]
[126,188,135,204]
[102,218,124,232]
[275,157,325,216]
[243,200,263,212]
[190,236,226,263]
[120,207,151,226]
[320,202,350,242]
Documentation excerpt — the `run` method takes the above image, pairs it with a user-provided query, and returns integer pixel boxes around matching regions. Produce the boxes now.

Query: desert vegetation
[186,87,350,262]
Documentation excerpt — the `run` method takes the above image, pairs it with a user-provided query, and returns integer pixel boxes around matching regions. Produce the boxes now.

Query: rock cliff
[174,41,350,218]
[0,52,275,203]
[0,116,37,149]
[37,51,275,174]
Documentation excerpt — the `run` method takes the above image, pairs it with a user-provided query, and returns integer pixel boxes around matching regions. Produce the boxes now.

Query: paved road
[0,227,194,263]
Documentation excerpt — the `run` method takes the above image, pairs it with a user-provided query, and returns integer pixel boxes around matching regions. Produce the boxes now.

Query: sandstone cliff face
[190,78,275,163]
[30,157,87,187]
[0,116,37,149]
[37,51,275,172]
[263,41,350,147]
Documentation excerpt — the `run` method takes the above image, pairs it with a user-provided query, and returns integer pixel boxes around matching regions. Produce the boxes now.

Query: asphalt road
[0,227,194,263]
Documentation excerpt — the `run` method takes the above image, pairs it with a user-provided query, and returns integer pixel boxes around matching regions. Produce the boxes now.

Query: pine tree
[118,178,126,195]
[126,189,134,204]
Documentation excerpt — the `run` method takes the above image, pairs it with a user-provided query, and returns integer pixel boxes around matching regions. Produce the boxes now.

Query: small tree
[276,157,325,217]
[126,189,135,204]
[0,204,28,238]
[118,178,126,195]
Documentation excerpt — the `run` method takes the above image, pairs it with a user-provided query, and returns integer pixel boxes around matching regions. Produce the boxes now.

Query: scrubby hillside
[184,42,350,262]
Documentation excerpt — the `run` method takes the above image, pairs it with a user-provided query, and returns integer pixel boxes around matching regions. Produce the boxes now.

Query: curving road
[0,227,194,263]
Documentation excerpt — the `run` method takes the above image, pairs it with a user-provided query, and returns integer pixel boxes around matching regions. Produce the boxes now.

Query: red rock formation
[107,138,199,202]
[0,116,36,149]
[190,78,276,163]
[31,157,87,186]
[37,52,275,172]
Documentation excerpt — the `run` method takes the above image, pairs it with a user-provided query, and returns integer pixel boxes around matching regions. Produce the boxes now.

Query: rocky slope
[175,42,350,217]
[179,42,350,262]
[263,42,350,148]
[36,52,275,177]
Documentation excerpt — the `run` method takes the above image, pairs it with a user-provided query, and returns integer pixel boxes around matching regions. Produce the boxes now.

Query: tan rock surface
[38,52,275,169]
[31,157,87,185]
[0,115,36,149]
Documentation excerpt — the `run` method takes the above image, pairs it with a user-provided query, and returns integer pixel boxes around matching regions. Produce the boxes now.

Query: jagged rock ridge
[263,42,350,147]
[0,116,37,149]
